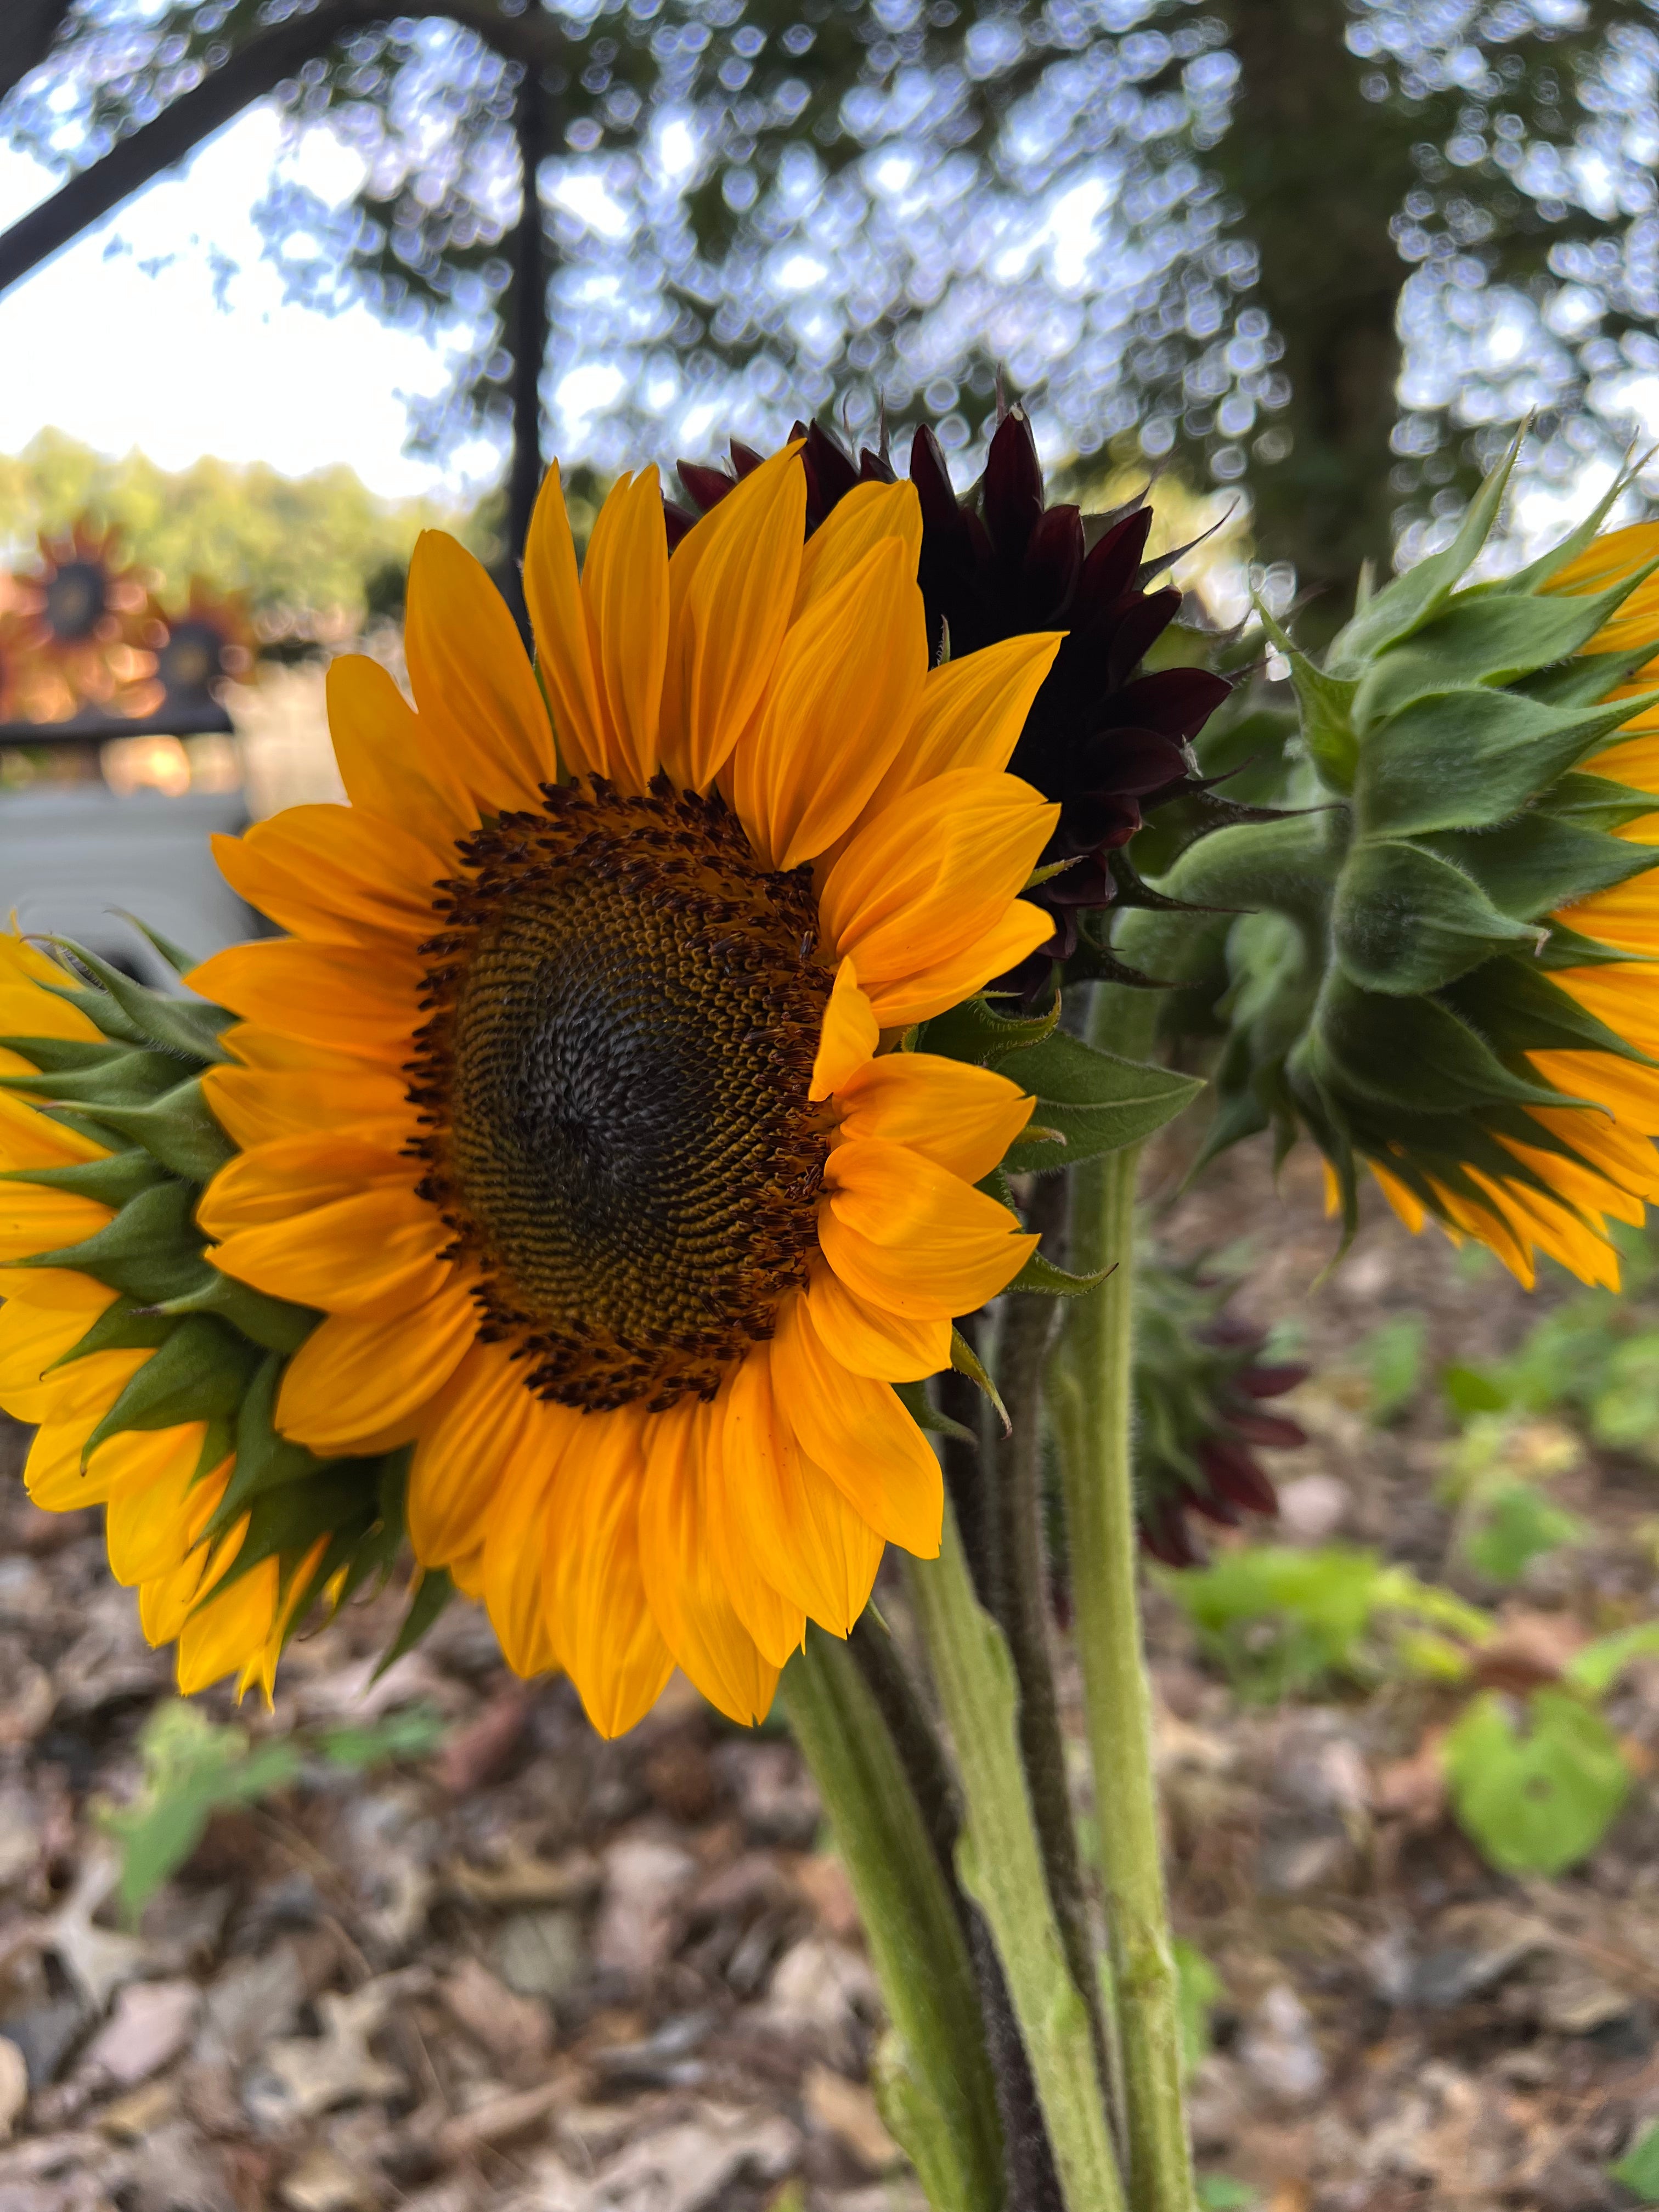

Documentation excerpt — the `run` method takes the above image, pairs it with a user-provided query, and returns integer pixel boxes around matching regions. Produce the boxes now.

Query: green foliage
[1161,1545,1489,1703]
[0,430,475,625]
[100,1699,447,1920]
[1173,1937,1222,2078]
[1439,1414,1585,1587]
[1460,1483,1586,1587]
[1611,2120,1659,2202]
[1359,1314,1426,1424]
[1442,1688,1629,1880]
[1195,2180,1258,2212]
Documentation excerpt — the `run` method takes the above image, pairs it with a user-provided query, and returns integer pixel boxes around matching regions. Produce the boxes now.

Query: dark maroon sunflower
[1134,1260,1308,1569]
[667,411,1235,992]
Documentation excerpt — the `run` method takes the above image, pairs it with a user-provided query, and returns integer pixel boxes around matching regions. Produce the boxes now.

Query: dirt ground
[0,1139,1655,2212]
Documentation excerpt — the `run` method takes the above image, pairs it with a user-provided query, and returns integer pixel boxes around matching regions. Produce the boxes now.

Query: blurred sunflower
[0,938,307,1697]
[12,518,161,724]
[191,445,1061,1735]
[145,580,256,716]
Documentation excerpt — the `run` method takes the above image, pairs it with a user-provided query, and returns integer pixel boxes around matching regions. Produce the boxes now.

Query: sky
[0,108,479,500]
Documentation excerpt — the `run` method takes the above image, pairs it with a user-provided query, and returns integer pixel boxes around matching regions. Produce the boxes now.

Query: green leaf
[1565,1622,1659,1700]
[1332,839,1543,995]
[1196,2180,1258,2211]
[1361,1313,1425,1423]
[1443,1363,1511,1419]
[1611,2120,1659,2204]
[320,1704,448,1768]
[1442,1688,1629,1877]
[990,1031,1204,1170]
[1254,602,1358,791]
[916,994,1060,1065]
[98,1703,301,1921]
[1461,1482,1586,1585]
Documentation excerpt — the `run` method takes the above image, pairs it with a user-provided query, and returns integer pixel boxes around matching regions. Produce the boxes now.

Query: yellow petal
[210,1185,450,1317]
[583,466,669,793]
[802,1259,949,1382]
[199,1128,411,1234]
[0,1086,111,1171]
[325,653,472,853]
[0,1283,116,1422]
[276,1291,476,1452]
[817,769,1058,1022]
[540,1404,674,1738]
[833,1050,1034,1181]
[794,478,921,617]
[211,810,444,947]
[637,1396,788,1719]
[809,957,879,1101]
[479,1432,565,1678]
[860,901,1058,1030]
[403,530,558,810]
[409,1347,571,1566]
[659,444,806,792]
[1367,1159,1427,1233]
[188,941,419,1058]
[0,1181,113,1263]
[865,631,1063,815]
[201,1064,409,1151]
[731,536,928,871]
[770,1290,942,1556]
[819,1137,1037,1319]
[524,461,610,780]
[716,1345,883,1639]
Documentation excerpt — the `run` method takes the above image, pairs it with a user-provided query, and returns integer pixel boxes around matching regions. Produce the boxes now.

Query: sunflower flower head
[0,933,407,1699]
[1133,439,1659,1291]
[188,443,1065,1736]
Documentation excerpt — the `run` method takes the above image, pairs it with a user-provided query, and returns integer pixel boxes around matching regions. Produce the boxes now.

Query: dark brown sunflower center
[409,776,832,1412]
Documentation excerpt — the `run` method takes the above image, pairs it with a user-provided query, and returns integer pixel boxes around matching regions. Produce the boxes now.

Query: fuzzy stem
[1051,980,1197,2212]
[906,1508,1128,2212]
[783,1626,1005,2212]
[987,1176,1120,2157]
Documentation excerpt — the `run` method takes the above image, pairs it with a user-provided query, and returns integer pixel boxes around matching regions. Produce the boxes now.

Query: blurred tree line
[0,430,487,630]
[1,1,1654,623]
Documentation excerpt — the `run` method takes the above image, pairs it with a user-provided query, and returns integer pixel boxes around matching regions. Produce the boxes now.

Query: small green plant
[1160,1545,1490,1702]
[1438,1414,1586,1586]
[101,1699,447,1918]
[1358,1313,1426,1424]
[1441,1624,1659,1878]
[1612,2119,1659,2203]
[1173,1937,1223,2076]
[1195,2178,1257,2210]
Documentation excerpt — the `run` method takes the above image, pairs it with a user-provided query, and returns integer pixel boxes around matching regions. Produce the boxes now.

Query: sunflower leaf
[991,1032,1203,1169]
[917,994,1060,1065]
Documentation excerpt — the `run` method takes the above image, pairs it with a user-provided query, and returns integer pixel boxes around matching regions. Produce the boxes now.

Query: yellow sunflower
[0,938,304,1697]
[190,446,1062,1735]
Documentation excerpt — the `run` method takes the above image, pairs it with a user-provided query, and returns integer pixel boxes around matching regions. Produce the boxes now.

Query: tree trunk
[499,63,550,643]
[1214,0,1419,624]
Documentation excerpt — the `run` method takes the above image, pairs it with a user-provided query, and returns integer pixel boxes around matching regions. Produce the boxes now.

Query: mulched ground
[0,1138,1655,2212]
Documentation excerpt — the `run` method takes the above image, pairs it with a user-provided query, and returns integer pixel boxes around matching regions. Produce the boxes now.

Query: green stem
[906,1508,1128,2212]
[783,1625,1004,2212]
[1051,981,1197,2212]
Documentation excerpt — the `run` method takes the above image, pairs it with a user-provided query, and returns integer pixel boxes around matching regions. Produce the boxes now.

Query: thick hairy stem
[907,1509,1127,2212]
[849,1611,1065,2211]
[785,1628,1004,2212]
[1052,981,1197,2212]
[987,1175,1119,2157]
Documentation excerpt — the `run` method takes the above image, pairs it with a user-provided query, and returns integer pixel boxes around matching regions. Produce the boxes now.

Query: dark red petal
[1077,508,1153,611]
[678,460,735,513]
[1024,504,1085,618]
[804,421,859,517]
[1141,1500,1202,1568]
[910,423,962,537]
[1087,730,1189,798]
[730,440,764,477]
[859,445,897,485]
[983,408,1045,562]
[1190,1490,1243,1528]
[1198,1439,1279,1516]
[1107,588,1181,686]
[1104,668,1232,741]
[663,500,698,551]
[1235,1363,1311,1400]
[1227,1408,1308,1451]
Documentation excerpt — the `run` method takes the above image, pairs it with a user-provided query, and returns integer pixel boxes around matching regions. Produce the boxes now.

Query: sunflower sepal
[1,1150,171,1206]
[72,1079,237,1183]
[204,1358,331,1541]
[1006,1249,1114,1297]
[82,1317,262,1464]
[0,1050,190,1108]
[149,1271,318,1355]
[917,992,1060,1065]
[33,937,233,1065]
[1254,602,1358,791]
[198,1468,385,1610]
[373,1567,456,1681]
[47,1296,176,1369]
[1331,839,1547,995]
[19,1178,206,1302]
[950,1325,1011,1437]
[894,1379,977,1449]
